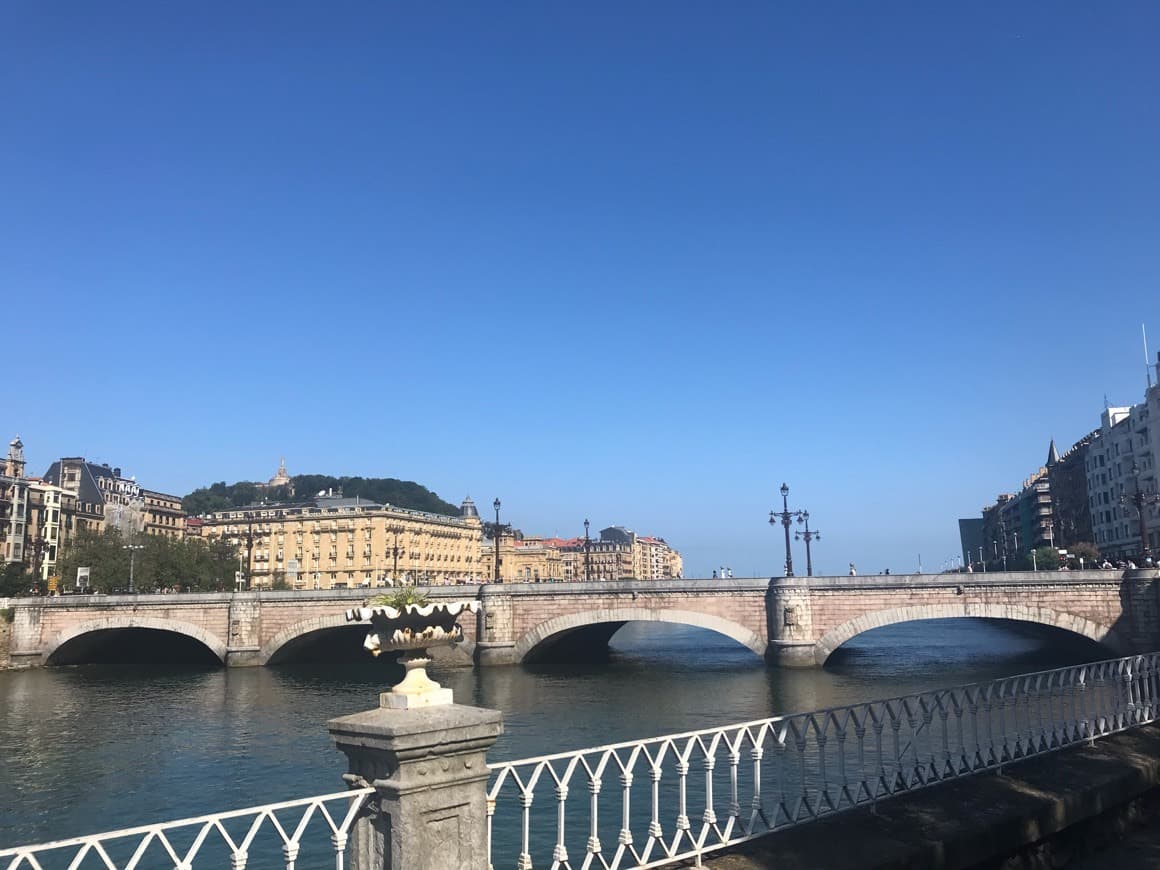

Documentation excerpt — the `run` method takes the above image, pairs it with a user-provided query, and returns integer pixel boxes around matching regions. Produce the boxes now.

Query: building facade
[25,480,77,583]
[1086,388,1160,559]
[142,489,186,538]
[1,437,30,566]
[2,438,84,586]
[196,494,483,589]
[480,525,683,583]
[43,458,184,540]
[479,535,564,583]
[1047,433,1094,549]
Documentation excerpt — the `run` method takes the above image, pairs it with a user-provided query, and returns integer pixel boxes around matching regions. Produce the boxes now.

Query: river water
[0,618,1109,856]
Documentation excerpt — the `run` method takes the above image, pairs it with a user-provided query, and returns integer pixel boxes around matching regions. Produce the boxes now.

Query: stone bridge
[4,570,1159,668]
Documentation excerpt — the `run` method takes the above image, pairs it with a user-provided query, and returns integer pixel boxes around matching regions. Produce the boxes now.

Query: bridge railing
[485,653,1160,869]
[0,787,374,870]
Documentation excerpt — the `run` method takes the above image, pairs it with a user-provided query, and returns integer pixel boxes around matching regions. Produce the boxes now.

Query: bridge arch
[814,603,1128,666]
[514,607,766,663]
[261,613,355,664]
[43,617,228,665]
[260,614,477,665]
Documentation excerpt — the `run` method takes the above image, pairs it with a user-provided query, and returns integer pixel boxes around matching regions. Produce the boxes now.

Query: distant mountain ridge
[182,475,462,517]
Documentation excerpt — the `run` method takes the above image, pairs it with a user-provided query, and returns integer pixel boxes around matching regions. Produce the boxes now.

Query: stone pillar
[329,703,503,870]
[474,585,517,666]
[0,612,12,669]
[765,577,818,668]
[225,594,262,666]
[1119,570,1160,653]
[8,601,44,668]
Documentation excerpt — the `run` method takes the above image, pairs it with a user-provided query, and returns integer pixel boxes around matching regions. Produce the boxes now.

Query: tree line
[182,475,461,517]
[48,528,240,594]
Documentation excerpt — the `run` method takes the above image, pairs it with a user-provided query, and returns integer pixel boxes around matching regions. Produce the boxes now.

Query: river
[0,618,1108,853]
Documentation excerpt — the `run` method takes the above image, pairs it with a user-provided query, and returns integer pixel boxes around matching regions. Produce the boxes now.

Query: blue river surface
[0,617,1109,855]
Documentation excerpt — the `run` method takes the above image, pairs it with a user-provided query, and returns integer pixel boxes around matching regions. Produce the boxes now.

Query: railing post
[328,703,504,870]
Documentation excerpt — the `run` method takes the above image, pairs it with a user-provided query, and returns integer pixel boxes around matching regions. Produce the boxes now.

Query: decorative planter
[345,600,480,709]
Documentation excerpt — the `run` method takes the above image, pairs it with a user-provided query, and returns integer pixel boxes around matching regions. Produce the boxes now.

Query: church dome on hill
[269,457,291,488]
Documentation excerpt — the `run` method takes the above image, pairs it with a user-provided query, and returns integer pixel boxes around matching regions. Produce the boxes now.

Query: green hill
[183,475,462,517]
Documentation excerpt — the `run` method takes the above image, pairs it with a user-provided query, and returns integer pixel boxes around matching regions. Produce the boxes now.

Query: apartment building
[197,493,483,589]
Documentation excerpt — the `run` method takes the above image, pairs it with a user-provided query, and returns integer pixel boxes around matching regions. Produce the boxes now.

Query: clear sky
[2,3,1157,578]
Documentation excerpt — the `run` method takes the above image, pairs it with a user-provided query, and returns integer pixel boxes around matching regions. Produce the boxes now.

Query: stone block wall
[0,614,11,669]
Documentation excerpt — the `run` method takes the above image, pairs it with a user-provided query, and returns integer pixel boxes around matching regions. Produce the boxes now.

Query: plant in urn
[346,588,480,710]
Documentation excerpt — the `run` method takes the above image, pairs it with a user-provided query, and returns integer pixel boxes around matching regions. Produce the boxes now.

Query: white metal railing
[486,653,1160,869]
[0,787,374,870]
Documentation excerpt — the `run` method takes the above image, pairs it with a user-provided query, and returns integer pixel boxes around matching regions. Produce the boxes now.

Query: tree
[1032,547,1060,571]
[0,563,31,597]
[57,528,130,593]
[56,528,239,593]
[182,475,461,517]
[1069,542,1100,563]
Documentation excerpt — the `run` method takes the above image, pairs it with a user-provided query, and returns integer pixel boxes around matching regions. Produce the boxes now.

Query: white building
[1086,365,1160,558]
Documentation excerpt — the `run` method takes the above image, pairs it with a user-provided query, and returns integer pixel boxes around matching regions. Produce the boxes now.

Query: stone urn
[345,600,480,709]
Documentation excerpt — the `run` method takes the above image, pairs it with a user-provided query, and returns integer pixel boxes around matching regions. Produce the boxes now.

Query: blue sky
[2,3,1157,577]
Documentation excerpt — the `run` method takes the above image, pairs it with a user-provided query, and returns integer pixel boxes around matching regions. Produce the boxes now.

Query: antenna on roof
[1145,323,1154,389]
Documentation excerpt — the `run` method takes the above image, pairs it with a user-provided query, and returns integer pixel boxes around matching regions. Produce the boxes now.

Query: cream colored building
[26,480,76,583]
[2,437,30,566]
[635,535,684,580]
[142,489,186,539]
[479,535,564,583]
[480,526,683,583]
[198,494,483,590]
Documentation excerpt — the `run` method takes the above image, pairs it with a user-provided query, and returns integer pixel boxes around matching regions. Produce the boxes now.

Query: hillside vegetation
[183,475,462,517]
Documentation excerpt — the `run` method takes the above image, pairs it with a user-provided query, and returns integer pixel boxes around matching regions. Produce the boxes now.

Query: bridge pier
[225,648,263,667]
[474,585,518,666]
[764,640,818,668]
[766,577,820,668]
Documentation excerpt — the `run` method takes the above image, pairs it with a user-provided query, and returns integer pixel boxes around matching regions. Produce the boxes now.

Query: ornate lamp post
[493,499,502,583]
[1121,462,1160,564]
[230,518,256,589]
[583,518,592,583]
[390,528,401,584]
[794,511,821,577]
[31,535,46,595]
[769,483,797,577]
[123,542,144,593]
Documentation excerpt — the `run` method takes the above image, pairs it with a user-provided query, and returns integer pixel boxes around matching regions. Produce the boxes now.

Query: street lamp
[998,516,1009,570]
[493,499,502,582]
[583,518,592,583]
[31,535,46,595]
[769,483,798,578]
[390,528,402,585]
[794,511,820,577]
[1120,462,1160,565]
[123,543,144,593]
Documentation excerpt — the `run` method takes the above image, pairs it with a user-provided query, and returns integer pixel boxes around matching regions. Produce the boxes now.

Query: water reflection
[0,617,1107,848]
